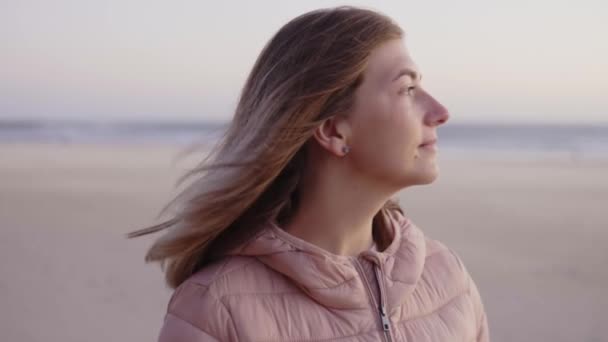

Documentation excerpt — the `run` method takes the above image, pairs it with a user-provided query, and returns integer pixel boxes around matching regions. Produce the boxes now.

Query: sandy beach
[1,143,606,342]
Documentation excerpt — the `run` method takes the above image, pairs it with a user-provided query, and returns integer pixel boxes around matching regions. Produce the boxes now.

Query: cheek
[351,97,419,170]
[395,106,422,156]
[351,98,393,154]
[371,98,419,153]
[385,109,421,166]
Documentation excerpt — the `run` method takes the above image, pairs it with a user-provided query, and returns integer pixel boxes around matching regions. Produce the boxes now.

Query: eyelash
[399,86,416,96]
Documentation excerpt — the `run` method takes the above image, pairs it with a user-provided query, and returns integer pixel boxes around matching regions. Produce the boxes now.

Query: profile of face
[340,38,450,190]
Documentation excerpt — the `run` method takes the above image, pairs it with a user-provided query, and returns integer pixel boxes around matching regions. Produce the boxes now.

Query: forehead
[364,39,418,84]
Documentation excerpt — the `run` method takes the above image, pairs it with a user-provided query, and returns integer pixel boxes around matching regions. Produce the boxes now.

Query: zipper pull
[380,305,391,331]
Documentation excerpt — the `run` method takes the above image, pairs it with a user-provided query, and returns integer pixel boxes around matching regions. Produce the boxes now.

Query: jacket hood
[227,211,427,310]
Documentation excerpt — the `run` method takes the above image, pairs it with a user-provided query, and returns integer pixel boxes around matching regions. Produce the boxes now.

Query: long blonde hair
[128,6,405,289]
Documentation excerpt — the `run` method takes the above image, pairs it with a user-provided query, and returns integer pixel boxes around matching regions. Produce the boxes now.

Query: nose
[423,92,450,127]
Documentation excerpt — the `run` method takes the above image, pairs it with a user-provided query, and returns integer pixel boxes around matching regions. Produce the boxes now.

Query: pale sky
[1,0,607,124]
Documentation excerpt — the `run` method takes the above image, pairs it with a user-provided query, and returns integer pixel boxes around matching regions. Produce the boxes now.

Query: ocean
[1,120,608,161]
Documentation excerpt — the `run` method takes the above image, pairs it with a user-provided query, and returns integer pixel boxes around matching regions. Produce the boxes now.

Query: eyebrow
[392,68,422,82]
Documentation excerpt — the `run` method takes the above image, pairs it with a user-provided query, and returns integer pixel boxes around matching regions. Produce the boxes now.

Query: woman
[130,6,489,342]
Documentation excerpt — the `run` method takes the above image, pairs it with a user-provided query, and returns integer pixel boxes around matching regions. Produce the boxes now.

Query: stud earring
[342,145,351,155]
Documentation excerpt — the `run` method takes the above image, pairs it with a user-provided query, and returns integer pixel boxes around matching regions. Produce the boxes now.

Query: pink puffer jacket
[158,211,489,341]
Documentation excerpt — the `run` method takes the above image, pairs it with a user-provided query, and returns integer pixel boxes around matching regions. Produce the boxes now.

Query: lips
[419,139,437,147]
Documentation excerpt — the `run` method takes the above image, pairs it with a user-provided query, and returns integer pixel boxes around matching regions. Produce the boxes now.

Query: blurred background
[1,0,607,341]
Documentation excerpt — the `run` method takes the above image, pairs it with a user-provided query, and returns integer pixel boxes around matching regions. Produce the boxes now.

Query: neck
[284,155,397,256]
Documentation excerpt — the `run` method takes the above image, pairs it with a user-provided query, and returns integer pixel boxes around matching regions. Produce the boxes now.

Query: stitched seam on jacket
[384,248,448,286]
[424,248,448,260]
[181,281,241,341]
[395,288,469,325]
[299,276,358,290]
[229,257,355,292]
[252,256,359,291]
[469,273,486,341]
[165,312,218,339]
[220,290,305,299]
[446,247,485,340]
[218,294,240,342]
[251,326,388,342]
[189,257,259,287]
[217,291,384,341]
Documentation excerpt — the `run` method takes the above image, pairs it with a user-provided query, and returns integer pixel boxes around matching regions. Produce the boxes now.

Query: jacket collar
[228,211,427,310]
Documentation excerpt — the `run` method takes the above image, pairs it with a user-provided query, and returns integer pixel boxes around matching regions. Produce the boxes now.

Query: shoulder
[167,255,270,316]
[159,257,254,341]
[160,255,296,341]
[423,236,472,294]
[184,255,296,297]
[421,235,489,340]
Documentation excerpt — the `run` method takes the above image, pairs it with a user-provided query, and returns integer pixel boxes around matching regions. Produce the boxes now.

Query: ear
[312,116,352,157]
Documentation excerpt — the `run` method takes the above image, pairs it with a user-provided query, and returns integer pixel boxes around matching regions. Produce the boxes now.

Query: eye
[399,85,416,96]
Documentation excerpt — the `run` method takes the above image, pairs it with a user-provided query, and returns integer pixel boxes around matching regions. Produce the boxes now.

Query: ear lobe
[312,117,350,157]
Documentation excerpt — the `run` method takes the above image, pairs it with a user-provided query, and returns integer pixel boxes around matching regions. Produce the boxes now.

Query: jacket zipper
[353,259,393,342]
[375,265,394,342]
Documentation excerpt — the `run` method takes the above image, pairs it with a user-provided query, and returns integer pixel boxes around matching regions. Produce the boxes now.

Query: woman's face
[348,38,450,189]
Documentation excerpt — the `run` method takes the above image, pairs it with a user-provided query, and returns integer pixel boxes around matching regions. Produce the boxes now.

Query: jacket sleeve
[157,281,238,342]
[447,247,490,342]
[158,313,220,341]
[468,272,490,342]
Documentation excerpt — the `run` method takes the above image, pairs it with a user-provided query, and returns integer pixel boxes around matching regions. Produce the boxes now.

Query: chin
[406,166,439,187]
[419,172,439,184]
[392,170,438,190]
